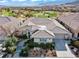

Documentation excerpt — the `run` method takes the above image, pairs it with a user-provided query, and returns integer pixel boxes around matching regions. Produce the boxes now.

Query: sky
[0,0,57,6]
[0,0,54,2]
[0,0,76,7]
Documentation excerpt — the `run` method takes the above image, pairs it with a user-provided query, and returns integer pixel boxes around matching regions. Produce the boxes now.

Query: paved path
[13,40,26,58]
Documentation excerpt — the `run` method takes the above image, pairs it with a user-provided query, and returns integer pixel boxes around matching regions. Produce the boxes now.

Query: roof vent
[38,26,47,30]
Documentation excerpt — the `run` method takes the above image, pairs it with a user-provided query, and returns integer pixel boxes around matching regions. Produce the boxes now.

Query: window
[40,38,46,42]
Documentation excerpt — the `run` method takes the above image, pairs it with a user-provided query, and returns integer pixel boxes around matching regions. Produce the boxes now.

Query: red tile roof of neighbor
[0,16,20,35]
[0,26,7,36]
[0,16,19,25]
[58,13,79,32]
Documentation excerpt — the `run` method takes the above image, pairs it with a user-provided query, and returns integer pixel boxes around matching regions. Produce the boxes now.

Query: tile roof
[0,16,20,35]
[24,17,71,37]
[58,13,79,31]
[0,16,19,25]
[25,17,68,31]
[0,26,6,36]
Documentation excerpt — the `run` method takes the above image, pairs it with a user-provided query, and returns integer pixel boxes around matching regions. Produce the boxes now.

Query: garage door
[55,34,65,39]
[54,39,66,51]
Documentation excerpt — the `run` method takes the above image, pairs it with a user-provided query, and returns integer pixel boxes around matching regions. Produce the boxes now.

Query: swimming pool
[0,0,77,7]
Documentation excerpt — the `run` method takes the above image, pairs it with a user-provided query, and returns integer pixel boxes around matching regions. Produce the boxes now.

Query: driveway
[54,39,76,57]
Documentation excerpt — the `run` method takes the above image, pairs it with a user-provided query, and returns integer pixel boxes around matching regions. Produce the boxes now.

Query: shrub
[4,36,18,54]
[6,46,16,54]
[5,36,18,47]
[19,47,29,57]
[72,40,79,48]
[46,43,53,49]
[34,42,39,47]
[39,43,46,49]
[18,34,27,39]
[24,39,34,46]
[27,42,34,49]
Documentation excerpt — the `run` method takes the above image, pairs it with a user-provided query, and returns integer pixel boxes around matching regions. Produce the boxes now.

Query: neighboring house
[0,16,21,47]
[0,16,20,36]
[23,17,72,43]
[58,13,79,37]
[0,26,7,44]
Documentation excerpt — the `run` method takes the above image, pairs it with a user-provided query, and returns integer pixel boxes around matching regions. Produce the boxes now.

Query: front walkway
[13,40,26,58]
[56,43,76,57]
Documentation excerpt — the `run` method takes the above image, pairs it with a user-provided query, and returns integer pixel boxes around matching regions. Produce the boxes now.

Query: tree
[4,36,18,54]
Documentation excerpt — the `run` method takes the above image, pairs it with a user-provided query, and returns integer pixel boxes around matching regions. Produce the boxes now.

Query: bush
[5,39,15,47]
[72,40,79,48]
[46,43,53,49]
[19,47,29,57]
[39,43,46,49]
[5,36,18,47]
[34,42,39,47]
[11,36,18,45]
[24,39,34,46]
[6,46,16,53]
[39,43,54,49]
[4,36,18,54]
[27,42,34,49]
[17,34,27,39]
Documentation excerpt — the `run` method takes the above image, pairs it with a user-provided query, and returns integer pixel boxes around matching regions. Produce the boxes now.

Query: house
[22,17,76,57]
[58,13,79,37]
[0,16,21,46]
[0,16,21,57]
[23,17,72,43]
[0,16,20,36]
[0,26,7,44]
[31,26,55,44]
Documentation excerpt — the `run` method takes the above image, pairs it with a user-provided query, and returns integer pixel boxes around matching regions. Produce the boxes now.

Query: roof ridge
[45,29,55,37]
[31,29,55,38]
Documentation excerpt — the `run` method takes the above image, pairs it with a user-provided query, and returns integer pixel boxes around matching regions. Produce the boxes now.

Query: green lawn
[0,10,58,18]
[1,10,16,16]
[32,11,58,18]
